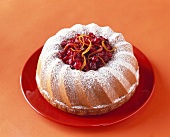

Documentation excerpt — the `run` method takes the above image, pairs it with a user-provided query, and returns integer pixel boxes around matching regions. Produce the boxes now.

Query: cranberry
[83,64,90,71]
[104,39,109,45]
[89,46,96,52]
[90,62,97,70]
[97,62,104,68]
[75,38,80,44]
[75,34,80,37]
[91,56,99,62]
[93,37,101,44]
[67,49,73,55]
[89,32,95,38]
[103,56,109,63]
[97,51,105,57]
[106,52,113,58]
[84,37,90,44]
[68,38,75,43]
[99,36,105,41]
[73,60,82,70]
[68,58,74,65]
[58,51,65,59]
[62,55,69,61]
[60,40,67,48]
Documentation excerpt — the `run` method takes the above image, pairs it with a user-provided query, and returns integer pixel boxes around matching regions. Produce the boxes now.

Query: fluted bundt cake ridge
[36,23,139,115]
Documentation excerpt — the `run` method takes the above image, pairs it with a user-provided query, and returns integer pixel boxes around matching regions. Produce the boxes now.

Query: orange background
[0,0,170,137]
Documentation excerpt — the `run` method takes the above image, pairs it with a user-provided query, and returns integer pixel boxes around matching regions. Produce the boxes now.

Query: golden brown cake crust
[37,81,136,115]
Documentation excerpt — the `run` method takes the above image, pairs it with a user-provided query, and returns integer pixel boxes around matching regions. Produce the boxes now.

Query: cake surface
[36,23,139,116]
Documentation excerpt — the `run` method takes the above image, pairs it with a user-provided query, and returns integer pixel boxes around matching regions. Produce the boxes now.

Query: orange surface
[0,0,170,136]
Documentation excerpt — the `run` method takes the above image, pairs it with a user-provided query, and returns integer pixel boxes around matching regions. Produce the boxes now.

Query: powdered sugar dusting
[79,71,100,106]
[36,23,139,115]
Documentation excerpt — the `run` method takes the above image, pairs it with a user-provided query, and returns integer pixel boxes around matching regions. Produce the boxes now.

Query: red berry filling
[58,33,116,71]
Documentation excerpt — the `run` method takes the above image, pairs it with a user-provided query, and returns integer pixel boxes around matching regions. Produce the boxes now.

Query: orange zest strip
[78,35,85,47]
[81,39,92,70]
[78,35,89,46]
[82,39,92,55]
[81,55,86,70]
[101,41,116,52]
[70,48,81,52]
[64,43,78,50]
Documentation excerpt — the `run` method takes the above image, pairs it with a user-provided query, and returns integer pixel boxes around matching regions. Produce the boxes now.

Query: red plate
[20,46,154,127]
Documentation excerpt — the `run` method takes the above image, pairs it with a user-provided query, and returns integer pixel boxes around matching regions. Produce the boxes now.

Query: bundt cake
[36,23,139,116]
